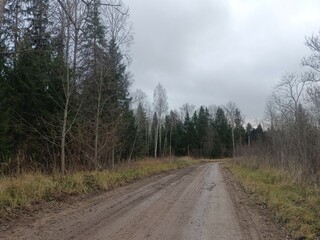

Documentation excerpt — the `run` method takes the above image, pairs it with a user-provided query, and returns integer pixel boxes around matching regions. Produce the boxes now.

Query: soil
[0,163,289,240]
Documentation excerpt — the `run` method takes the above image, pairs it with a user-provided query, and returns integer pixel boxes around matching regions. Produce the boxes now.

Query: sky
[125,0,320,123]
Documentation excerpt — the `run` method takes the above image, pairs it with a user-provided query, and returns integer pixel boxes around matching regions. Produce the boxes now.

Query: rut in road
[1,163,286,240]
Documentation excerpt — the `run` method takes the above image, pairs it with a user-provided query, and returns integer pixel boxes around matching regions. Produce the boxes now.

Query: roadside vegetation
[227,160,320,239]
[223,28,320,240]
[1,1,320,237]
[0,158,197,221]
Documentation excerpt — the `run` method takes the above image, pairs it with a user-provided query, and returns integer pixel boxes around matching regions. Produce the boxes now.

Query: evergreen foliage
[0,0,256,174]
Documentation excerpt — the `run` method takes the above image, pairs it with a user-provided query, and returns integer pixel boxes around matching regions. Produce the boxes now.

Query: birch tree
[56,0,87,173]
[225,101,237,158]
[153,83,168,157]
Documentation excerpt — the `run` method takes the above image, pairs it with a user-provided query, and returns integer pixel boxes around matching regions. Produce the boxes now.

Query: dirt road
[1,163,287,240]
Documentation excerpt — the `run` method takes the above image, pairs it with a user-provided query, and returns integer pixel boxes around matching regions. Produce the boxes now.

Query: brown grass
[0,157,197,221]
[227,161,320,239]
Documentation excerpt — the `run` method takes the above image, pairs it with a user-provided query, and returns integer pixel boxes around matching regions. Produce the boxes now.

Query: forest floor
[0,162,289,240]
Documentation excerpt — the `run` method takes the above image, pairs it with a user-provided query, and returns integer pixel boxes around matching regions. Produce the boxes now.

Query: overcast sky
[125,0,320,122]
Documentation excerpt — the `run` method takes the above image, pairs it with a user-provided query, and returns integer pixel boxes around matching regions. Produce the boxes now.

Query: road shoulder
[222,164,290,240]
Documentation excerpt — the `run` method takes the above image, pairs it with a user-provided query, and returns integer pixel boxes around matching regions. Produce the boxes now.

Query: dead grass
[0,157,197,221]
[227,162,320,239]
[199,158,233,163]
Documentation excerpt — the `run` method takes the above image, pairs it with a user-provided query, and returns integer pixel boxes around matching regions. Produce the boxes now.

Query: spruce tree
[0,42,10,159]
[6,0,59,163]
[197,106,209,156]
[184,111,196,156]
[234,108,245,149]
[212,108,232,157]
[132,103,148,158]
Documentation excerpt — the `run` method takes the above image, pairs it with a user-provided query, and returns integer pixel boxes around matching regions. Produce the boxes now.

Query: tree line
[131,87,264,162]
[245,32,320,185]
[0,0,266,176]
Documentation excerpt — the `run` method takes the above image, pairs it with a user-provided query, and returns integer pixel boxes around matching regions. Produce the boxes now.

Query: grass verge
[226,162,320,239]
[0,157,197,221]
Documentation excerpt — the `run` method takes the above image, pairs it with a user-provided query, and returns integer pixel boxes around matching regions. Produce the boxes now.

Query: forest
[0,0,257,174]
[0,0,320,188]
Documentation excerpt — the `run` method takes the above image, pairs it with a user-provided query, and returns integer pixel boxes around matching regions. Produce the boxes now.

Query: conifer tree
[6,0,59,163]
[0,42,10,158]
[212,108,232,157]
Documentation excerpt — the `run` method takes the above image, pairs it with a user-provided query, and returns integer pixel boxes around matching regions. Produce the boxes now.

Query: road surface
[1,163,287,240]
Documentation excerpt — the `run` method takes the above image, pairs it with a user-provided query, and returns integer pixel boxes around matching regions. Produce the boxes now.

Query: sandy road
[1,163,286,240]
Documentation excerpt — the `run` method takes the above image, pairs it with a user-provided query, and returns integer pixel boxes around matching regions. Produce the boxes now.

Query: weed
[0,157,197,221]
[227,163,320,239]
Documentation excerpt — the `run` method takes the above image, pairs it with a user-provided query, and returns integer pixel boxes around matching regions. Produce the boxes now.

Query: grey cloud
[126,0,320,122]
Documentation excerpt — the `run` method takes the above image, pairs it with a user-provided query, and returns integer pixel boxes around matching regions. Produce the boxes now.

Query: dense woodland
[0,1,320,185]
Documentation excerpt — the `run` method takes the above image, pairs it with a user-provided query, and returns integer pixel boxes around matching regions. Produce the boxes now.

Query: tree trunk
[128,129,139,162]
[145,123,149,156]
[159,122,162,156]
[154,123,158,158]
[111,147,115,169]
[163,134,167,157]
[94,73,103,169]
[60,17,71,175]
[231,128,235,158]
[169,125,172,157]
[60,94,69,174]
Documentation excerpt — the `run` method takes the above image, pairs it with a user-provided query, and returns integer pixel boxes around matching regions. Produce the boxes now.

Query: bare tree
[127,89,149,161]
[208,104,218,119]
[275,73,306,121]
[225,101,237,158]
[55,0,88,174]
[263,72,311,172]
[153,83,168,157]
[302,34,320,82]
[264,96,278,130]
[103,0,132,62]
[302,34,320,126]
[179,103,195,121]
[131,89,148,111]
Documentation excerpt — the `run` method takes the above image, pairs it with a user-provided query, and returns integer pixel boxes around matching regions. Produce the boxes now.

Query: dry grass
[227,162,320,239]
[199,158,233,163]
[0,157,197,220]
